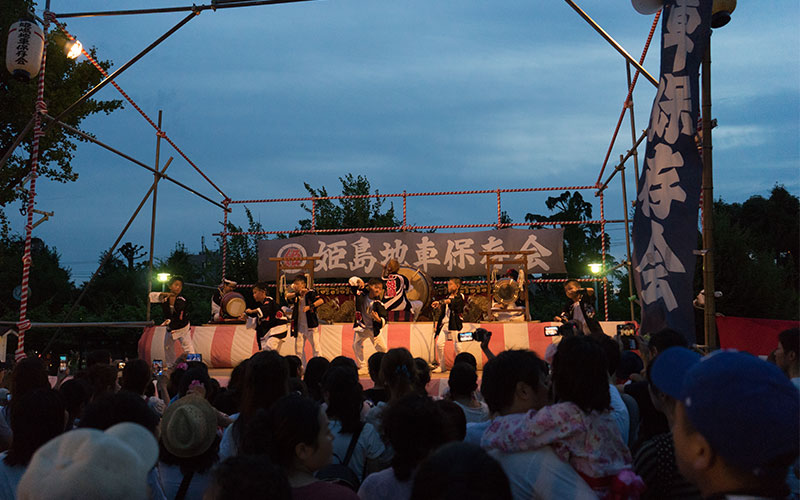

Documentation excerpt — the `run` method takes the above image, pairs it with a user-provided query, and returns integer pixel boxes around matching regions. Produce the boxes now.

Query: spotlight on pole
[65,40,82,59]
[157,273,171,283]
[588,263,603,275]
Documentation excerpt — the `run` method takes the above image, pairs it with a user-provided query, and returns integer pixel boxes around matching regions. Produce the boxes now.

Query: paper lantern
[5,20,45,81]
[711,0,736,28]
[631,0,663,15]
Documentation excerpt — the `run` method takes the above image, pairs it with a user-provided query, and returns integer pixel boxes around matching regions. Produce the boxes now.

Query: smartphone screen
[616,323,636,336]
[457,331,473,342]
[59,355,67,372]
[152,359,163,376]
[544,326,559,337]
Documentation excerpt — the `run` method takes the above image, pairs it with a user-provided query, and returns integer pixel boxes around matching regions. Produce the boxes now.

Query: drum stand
[269,256,321,302]
[480,251,535,322]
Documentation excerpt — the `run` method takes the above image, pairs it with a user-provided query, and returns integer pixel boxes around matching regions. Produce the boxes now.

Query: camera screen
[187,353,202,362]
[457,331,473,342]
[544,326,559,337]
[152,359,163,375]
[617,323,636,336]
[59,355,67,372]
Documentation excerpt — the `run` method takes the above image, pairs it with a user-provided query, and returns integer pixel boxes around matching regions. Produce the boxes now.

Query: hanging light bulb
[66,40,82,59]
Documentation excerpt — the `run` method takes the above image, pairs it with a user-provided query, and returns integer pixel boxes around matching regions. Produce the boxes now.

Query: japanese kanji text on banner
[632,0,712,338]
[257,228,565,280]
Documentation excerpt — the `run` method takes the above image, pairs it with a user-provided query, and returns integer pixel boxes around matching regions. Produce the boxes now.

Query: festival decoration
[5,19,45,81]
[632,0,712,338]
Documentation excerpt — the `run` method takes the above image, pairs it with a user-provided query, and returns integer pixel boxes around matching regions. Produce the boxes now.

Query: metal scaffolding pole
[146,110,164,322]
[54,0,319,19]
[40,115,226,210]
[620,155,636,322]
[42,158,173,354]
[40,11,198,139]
[563,0,658,87]
[625,62,642,188]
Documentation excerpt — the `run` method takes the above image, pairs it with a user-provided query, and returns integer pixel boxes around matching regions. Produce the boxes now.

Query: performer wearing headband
[432,277,465,373]
[349,276,388,373]
[285,275,323,365]
[159,276,196,355]
[245,281,289,351]
[381,259,415,321]
[211,278,238,322]
[554,279,600,335]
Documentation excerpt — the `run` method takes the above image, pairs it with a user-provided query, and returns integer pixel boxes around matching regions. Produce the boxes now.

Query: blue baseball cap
[650,347,701,399]
[660,349,800,477]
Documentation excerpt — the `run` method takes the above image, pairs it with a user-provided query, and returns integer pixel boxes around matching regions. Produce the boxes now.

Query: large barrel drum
[398,266,433,310]
[221,292,247,317]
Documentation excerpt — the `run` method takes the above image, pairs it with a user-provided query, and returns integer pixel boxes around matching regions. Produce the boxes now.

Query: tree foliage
[1,0,123,234]
[0,236,73,321]
[704,185,799,320]
[298,174,399,232]
[221,207,263,284]
[525,191,621,321]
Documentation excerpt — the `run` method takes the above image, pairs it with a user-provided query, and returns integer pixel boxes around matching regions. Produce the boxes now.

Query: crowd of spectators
[0,327,795,499]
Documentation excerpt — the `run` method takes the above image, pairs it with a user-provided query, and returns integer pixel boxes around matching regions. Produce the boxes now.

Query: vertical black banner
[632,0,712,339]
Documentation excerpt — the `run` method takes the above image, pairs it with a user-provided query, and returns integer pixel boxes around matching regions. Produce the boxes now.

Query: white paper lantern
[631,0,663,15]
[6,20,45,81]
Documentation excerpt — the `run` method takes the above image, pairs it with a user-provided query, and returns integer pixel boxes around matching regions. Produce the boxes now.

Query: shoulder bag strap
[175,470,195,500]
[342,422,364,466]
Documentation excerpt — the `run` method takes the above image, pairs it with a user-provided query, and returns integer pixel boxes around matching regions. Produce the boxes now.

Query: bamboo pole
[701,40,717,348]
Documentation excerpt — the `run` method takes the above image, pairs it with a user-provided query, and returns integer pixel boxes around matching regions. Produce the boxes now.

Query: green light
[157,273,171,283]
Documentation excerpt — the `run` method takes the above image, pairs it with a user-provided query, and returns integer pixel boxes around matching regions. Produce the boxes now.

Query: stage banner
[257,228,565,280]
[632,0,711,338]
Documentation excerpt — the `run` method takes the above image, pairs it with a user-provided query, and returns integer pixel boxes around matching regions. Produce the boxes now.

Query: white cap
[17,422,158,500]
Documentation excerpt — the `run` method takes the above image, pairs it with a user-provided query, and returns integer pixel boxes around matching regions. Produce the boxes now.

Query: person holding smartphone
[431,278,466,374]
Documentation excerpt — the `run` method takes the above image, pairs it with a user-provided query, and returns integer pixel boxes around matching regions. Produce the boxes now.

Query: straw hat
[160,394,218,458]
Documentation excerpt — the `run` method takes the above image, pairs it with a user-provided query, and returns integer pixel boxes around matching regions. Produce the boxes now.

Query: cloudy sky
[9,0,799,283]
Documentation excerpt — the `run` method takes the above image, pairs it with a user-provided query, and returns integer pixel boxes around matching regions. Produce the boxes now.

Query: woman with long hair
[322,366,389,483]
[219,350,289,459]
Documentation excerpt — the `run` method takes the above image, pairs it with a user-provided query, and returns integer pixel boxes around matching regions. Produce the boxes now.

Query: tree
[221,207,263,284]
[117,242,145,269]
[0,235,74,321]
[526,191,610,278]
[297,174,400,232]
[525,191,622,321]
[699,187,800,320]
[1,0,123,234]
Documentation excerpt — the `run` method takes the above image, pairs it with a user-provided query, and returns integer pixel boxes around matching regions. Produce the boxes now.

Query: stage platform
[139,321,631,370]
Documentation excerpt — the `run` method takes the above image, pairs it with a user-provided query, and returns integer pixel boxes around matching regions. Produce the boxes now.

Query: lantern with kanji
[5,19,45,81]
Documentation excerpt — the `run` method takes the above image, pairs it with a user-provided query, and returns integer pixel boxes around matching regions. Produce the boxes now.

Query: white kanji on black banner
[632,0,712,341]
